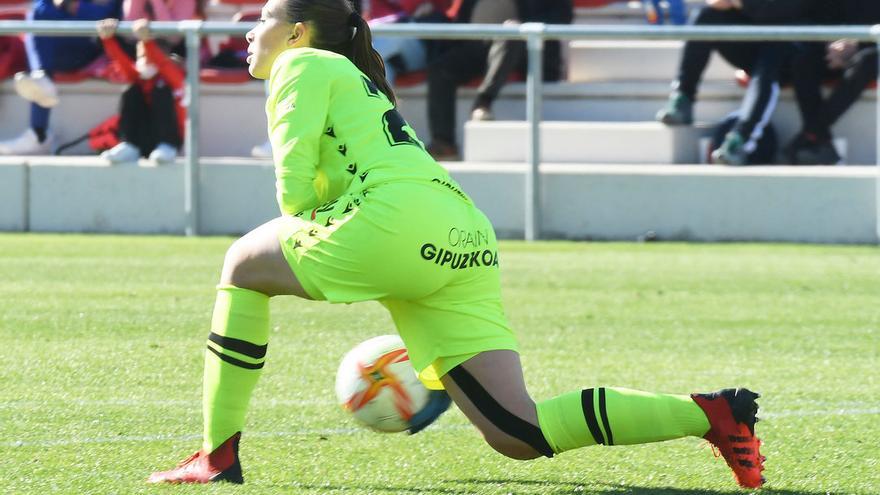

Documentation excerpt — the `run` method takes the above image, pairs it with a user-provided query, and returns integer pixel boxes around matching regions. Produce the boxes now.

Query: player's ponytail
[347,12,396,106]
[286,0,397,106]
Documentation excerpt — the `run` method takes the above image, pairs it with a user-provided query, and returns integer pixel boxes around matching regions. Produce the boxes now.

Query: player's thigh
[220,216,312,298]
[440,350,542,460]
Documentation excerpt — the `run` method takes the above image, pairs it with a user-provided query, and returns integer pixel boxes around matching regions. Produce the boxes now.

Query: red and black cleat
[692,388,765,489]
[147,432,243,484]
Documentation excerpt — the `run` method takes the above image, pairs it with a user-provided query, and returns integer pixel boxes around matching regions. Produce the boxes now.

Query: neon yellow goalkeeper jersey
[266,47,461,216]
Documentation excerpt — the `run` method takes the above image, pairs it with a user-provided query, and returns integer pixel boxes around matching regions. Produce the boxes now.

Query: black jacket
[840,0,880,24]
[740,0,818,24]
[456,0,573,24]
[518,0,574,24]
[803,0,880,27]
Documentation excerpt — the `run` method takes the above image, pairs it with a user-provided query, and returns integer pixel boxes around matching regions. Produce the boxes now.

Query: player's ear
[288,21,308,47]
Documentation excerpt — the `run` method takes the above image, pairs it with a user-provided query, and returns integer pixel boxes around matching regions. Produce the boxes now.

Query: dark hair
[285,0,396,106]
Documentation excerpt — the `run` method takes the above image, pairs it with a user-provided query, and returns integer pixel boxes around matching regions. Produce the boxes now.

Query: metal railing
[2,20,880,240]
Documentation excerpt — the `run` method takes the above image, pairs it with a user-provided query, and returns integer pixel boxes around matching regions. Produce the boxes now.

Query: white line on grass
[761,408,880,418]
[3,426,474,448]
[0,398,334,409]
[3,408,878,448]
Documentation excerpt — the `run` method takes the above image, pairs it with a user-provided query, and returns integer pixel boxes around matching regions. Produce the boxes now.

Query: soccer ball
[335,335,430,433]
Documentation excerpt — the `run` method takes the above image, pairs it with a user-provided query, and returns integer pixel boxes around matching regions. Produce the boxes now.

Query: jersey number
[382,109,422,148]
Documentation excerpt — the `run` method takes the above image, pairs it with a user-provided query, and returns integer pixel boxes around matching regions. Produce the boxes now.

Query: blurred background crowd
[0,0,877,166]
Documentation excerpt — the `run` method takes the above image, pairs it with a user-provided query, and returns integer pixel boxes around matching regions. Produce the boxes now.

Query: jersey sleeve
[268,51,331,216]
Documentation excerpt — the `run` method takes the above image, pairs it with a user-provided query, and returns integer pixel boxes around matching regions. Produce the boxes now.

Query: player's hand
[826,39,858,70]
[96,18,119,40]
[503,18,521,26]
[132,18,152,41]
[706,0,734,10]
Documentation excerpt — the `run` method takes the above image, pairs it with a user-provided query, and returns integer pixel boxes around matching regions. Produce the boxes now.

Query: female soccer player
[148,0,765,488]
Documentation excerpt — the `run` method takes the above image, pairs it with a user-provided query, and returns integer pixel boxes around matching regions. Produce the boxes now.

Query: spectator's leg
[673,7,747,100]
[658,7,748,126]
[789,42,830,139]
[397,37,429,74]
[817,47,879,133]
[732,44,784,154]
[25,33,57,143]
[426,40,490,157]
[118,84,152,156]
[472,40,525,118]
[667,0,688,25]
[783,47,880,164]
[149,83,182,149]
[27,35,102,138]
[372,35,404,83]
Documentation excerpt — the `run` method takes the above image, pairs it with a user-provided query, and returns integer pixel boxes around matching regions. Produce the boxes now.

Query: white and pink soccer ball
[335,335,431,433]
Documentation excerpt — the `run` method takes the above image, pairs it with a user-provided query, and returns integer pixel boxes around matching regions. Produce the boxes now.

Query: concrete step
[2,78,876,164]
[568,40,736,82]
[464,121,713,163]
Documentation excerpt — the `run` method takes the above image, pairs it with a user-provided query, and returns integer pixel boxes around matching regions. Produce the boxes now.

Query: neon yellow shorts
[277,179,517,389]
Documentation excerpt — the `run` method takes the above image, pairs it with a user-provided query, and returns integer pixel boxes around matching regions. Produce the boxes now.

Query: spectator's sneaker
[786,134,841,165]
[101,142,141,164]
[655,91,693,126]
[782,132,809,164]
[426,140,460,161]
[14,70,59,108]
[250,140,273,159]
[470,106,495,122]
[711,132,748,166]
[148,432,243,484]
[692,388,765,489]
[0,128,53,155]
[149,142,178,164]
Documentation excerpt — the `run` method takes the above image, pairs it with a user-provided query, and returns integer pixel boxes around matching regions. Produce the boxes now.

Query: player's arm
[268,52,331,215]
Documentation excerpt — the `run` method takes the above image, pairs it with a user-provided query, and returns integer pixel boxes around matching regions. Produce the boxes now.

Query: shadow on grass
[449,479,833,495]
[284,478,831,495]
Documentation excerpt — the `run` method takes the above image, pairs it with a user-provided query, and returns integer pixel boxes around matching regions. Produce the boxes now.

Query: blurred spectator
[644,0,687,25]
[123,0,205,56]
[0,35,27,80]
[655,0,815,166]
[97,18,184,164]
[785,0,880,165]
[366,0,451,84]
[0,0,123,156]
[426,0,573,160]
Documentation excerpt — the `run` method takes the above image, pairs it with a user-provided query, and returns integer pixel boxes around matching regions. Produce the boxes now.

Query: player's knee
[220,239,256,288]
[482,433,542,461]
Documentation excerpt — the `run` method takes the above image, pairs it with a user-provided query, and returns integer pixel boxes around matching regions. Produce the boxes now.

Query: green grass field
[1,234,878,494]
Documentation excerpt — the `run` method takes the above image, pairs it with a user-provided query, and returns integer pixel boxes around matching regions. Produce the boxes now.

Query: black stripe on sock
[581,388,606,445]
[598,387,614,446]
[207,344,264,370]
[208,332,267,360]
[447,366,554,458]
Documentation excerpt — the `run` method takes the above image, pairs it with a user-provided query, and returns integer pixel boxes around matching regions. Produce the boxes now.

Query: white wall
[2,157,877,244]
[0,160,26,231]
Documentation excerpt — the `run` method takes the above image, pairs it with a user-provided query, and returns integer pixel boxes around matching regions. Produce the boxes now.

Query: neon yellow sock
[202,285,270,452]
[537,387,710,454]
